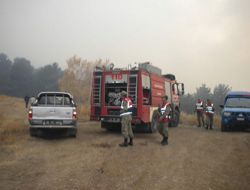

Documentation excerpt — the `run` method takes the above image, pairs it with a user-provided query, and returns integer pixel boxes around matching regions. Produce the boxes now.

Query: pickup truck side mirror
[220,105,224,108]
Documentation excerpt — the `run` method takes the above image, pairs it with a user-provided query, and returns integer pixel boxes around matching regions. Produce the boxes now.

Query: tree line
[0,52,231,115]
[0,53,63,98]
[180,84,231,114]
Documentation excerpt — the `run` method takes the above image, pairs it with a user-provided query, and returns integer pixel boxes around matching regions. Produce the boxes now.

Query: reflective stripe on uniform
[196,102,203,110]
[205,104,214,114]
[161,102,171,119]
[120,97,133,116]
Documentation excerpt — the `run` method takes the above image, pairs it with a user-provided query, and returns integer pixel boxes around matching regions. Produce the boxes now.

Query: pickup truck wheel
[68,128,77,138]
[169,110,180,127]
[29,128,37,137]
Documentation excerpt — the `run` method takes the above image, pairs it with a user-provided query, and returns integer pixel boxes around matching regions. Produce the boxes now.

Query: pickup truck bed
[28,92,77,137]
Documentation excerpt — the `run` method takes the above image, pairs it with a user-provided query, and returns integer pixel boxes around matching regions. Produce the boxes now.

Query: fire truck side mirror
[181,83,185,95]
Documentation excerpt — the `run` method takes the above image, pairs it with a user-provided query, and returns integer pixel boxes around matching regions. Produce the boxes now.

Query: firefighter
[205,99,215,130]
[195,98,205,127]
[157,95,171,146]
[119,91,134,147]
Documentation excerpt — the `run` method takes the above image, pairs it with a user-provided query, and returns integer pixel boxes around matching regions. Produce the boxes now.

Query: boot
[119,138,128,147]
[128,138,133,146]
[161,137,168,145]
[161,137,165,144]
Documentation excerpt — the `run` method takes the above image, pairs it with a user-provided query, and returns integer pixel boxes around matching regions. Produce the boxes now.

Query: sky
[0,0,249,93]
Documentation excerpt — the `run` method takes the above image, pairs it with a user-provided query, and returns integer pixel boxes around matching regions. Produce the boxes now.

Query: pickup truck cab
[220,91,250,131]
[28,92,77,137]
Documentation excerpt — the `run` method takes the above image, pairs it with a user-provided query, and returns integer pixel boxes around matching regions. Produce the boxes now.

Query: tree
[59,55,109,111]
[0,53,12,94]
[8,57,34,97]
[33,62,63,95]
[195,84,212,102]
[180,93,196,114]
[213,84,231,113]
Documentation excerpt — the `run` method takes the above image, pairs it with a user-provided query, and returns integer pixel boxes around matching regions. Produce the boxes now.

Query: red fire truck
[90,62,184,132]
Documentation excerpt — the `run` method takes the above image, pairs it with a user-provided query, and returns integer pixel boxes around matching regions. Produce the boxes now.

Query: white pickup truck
[28,92,77,137]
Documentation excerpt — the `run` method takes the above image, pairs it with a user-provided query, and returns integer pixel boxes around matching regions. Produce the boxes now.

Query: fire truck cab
[90,62,184,132]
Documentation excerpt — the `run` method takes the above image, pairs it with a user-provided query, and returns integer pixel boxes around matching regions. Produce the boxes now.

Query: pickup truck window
[37,94,73,106]
[38,96,46,105]
[47,95,55,105]
[225,97,250,108]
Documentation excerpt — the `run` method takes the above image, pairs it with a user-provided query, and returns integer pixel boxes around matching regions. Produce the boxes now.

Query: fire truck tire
[149,111,159,133]
[170,110,180,127]
[101,121,108,129]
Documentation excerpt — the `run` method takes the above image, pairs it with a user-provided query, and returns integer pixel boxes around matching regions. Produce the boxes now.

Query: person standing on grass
[205,99,215,130]
[195,98,205,127]
[157,95,171,146]
[24,95,30,108]
[119,91,134,147]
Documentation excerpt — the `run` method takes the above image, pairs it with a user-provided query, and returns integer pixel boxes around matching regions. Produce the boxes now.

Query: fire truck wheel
[170,110,180,127]
[149,111,159,133]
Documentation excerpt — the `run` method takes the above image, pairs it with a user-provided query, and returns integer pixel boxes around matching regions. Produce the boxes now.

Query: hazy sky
[0,0,249,93]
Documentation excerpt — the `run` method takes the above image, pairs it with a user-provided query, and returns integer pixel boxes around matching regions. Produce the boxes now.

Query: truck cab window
[55,95,63,106]
[143,88,151,105]
[47,95,55,105]
[172,83,178,95]
[38,95,46,105]
[64,96,71,106]
[142,75,151,105]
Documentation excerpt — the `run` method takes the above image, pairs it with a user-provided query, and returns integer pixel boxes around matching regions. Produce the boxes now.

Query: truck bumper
[29,120,77,129]
[29,125,76,129]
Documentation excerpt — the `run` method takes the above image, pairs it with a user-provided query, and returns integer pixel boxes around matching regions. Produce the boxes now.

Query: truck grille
[108,109,120,116]
[108,108,137,116]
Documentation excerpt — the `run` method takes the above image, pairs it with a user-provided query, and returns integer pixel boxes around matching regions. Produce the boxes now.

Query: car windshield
[225,97,250,108]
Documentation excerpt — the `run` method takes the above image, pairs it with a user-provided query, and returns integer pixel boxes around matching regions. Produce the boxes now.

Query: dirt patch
[0,122,250,190]
[0,96,250,190]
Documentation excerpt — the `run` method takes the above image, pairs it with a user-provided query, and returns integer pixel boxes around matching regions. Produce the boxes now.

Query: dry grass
[180,112,221,128]
[0,95,27,145]
[0,118,27,145]
[77,105,90,121]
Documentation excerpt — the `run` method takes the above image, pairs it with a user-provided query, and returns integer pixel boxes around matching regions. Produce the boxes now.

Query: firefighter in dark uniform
[195,98,205,127]
[119,91,134,147]
[157,95,171,145]
[205,99,215,130]
[24,95,30,108]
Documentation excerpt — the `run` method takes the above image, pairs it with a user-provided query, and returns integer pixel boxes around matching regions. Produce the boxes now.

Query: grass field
[0,95,27,144]
[0,95,221,144]
[180,112,221,127]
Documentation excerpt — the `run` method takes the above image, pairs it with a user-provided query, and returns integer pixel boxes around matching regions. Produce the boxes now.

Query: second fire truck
[90,62,184,132]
